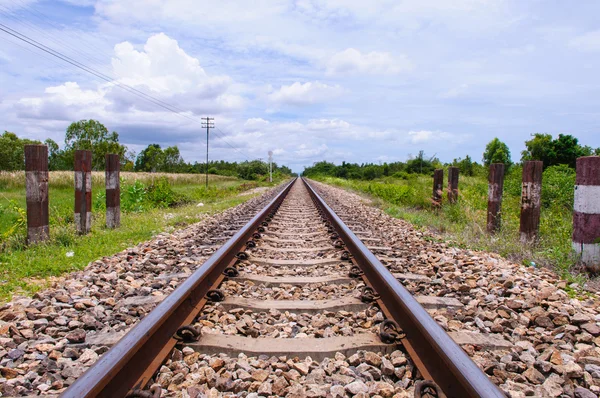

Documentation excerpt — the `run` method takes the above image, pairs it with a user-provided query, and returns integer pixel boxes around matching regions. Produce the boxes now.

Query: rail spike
[379,319,405,344]
[414,380,443,398]
[206,289,225,302]
[223,267,239,277]
[126,386,162,398]
[173,325,201,343]
[360,286,380,303]
[349,266,364,278]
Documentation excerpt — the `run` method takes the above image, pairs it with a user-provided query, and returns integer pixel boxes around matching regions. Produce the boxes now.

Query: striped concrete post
[487,163,505,234]
[447,167,459,204]
[520,161,543,243]
[433,169,443,207]
[74,150,92,234]
[105,154,120,228]
[573,156,600,271]
[24,145,49,243]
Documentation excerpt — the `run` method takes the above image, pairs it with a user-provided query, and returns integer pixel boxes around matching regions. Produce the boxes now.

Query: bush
[542,165,575,210]
[122,180,147,212]
[145,177,187,208]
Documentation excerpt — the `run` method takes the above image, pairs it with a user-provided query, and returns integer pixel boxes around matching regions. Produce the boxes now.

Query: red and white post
[573,156,600,271]
[519,161,543,243]
[24,145,49,243]
[105,154,120,228]
[74,150,92,234]
[487,163,505,234]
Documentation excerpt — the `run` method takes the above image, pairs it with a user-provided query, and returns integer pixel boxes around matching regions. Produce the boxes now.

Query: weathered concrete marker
[74,150,92,234]
[24,145,49,243]
[573,156,600,271]
[433,169,443,207]
[105,154,120,228]
[447,166,459,203]
[519,161,543,243]
[487,163,505,234]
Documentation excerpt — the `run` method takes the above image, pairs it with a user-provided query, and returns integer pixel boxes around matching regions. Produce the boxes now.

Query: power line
[0,22,254,161]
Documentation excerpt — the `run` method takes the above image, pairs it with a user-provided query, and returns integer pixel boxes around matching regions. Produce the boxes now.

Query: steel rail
[62,178,296,398]
[302,178,505,398]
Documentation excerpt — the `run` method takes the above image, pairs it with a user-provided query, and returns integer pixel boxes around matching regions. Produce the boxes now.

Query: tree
[64,119,127,170]
[135,144,165,172]
[0,131,40,170]
[162,146,185,172]
[483,138,512,168]
[406,151,436,175]
[452,155,475,176]
[521,133,595,169]
[44,138,70,170]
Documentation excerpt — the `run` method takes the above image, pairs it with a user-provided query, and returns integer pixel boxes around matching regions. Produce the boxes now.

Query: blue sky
[1,0,599,172]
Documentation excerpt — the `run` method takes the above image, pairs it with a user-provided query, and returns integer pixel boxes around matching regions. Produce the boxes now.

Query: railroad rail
[63,177,504,398]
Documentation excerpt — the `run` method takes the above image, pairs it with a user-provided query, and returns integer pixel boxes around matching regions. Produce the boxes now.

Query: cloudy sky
[1,0,599,172]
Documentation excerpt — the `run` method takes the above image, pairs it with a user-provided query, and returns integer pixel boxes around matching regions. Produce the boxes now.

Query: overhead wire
[0,21,252,160]
[2,2,254,159]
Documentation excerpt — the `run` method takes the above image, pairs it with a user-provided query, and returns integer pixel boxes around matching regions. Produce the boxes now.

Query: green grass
[0,172,284,302]
[314,165,581,281]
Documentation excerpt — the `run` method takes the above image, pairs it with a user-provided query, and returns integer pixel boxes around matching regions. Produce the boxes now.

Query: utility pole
[268,151,273,183]
[201,117,214,188]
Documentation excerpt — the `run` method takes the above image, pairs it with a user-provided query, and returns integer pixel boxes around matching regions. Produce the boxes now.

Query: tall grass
[315,165,580,279]
[0,171,235,189]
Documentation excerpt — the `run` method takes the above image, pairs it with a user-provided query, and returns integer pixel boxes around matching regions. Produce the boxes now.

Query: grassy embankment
[0,171,284,301]
[314,165,582,282]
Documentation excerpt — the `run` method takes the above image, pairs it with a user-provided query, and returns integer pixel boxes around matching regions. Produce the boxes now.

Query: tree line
[303,134,599,180]
[0,119,293,181]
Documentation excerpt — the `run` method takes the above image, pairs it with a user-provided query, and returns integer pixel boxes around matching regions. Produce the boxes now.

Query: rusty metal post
[105,154,120,228]
[432,169,443,207]
[74,150,92,234]
[24,145,49,243]
[487,163,505,234]
[573,156,600,272]
[447,167,459,204]
[519,161,543,243]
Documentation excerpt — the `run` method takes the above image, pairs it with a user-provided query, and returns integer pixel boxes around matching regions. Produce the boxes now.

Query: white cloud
[11,33,243,126]
[570,30,600,52]
[244,117,270,131]
[268,82,343,106]
[408,130,470,145]
[326,48,413,76]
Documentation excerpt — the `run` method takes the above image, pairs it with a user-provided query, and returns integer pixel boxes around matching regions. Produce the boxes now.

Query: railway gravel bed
[2,177,598,397]
[0,185,286,397]
[148,180,424,397]
[309,179,600,398]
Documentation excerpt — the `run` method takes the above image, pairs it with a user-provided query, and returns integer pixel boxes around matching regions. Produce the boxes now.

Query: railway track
[63,178,504,398]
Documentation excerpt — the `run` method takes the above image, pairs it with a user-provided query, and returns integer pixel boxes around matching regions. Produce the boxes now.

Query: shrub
[122,180,147,212]
[541,165,575,210]
[145,177,187,208]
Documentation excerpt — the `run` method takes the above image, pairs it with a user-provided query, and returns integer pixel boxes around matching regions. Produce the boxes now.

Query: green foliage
[136,144,166,172]
[64,119,128,170]
[122,181,147,212]
[450,155,483,176]
[0,198,26,239]
[145,177,187,208]
[541,165,575,209]
[503,166,523,197]
[522,133,596,169]
[483,138,512,168]
[237,160,269,180]
[302,152,440,180]
[314,163,578,277]
[0,131,41,171]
